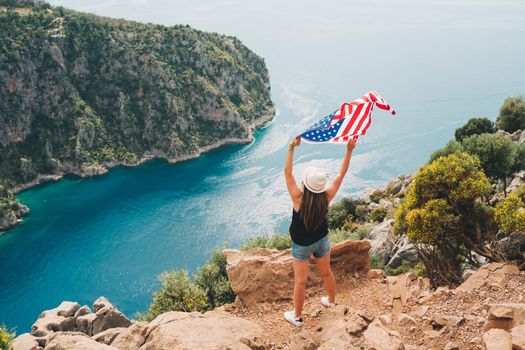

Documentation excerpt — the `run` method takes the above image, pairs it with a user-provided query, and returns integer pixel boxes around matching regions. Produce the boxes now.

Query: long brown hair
[299,185,328,232]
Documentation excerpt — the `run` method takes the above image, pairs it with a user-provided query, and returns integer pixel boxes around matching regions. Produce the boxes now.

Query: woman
[283,135,356,326]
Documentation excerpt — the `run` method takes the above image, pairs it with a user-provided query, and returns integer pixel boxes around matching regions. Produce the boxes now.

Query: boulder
[11,333,42,350]
[76,313,96,336]
[45,332,116,350]
[108,322,149,349]
[458,263,519,292]
[508,129,525,144]
[31,302,80,336]
[93,297,114,313]
[92,306,132,335]
[489,305,514,320]
[385,235,418,269]
[366,219,396,265]
[434,315,464,328]
[136,310,268,350]
[225,239,370,306]
[377,314,392,325]
[512,324,525,350]
[482,328,512,350]
[398,313,417,326]
[389,272,430,314]
[363,320,404,350]
[302,305,368,348]
[288,332,318,350]
[484,303,525,331]
[414,305,429,318]
[74,305,91,318]
[91,327,128,346]
[508,170,525,194]
[367,269,386,279]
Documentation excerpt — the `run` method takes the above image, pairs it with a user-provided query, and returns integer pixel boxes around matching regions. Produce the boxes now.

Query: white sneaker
[321,296,335,308]
[283,310,304,327]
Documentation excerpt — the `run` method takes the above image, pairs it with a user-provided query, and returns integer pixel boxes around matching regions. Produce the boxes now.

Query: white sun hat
[301,166,329,193]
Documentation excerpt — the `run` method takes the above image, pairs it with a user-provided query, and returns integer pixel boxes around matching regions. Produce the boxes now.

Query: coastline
[11,113,274,195]
[3,113,274,230]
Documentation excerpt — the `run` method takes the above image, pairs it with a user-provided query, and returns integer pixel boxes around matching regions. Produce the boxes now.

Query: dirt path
[230,270,525,349]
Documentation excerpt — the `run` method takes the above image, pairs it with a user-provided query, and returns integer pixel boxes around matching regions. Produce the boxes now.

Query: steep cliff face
[0,1,275,229]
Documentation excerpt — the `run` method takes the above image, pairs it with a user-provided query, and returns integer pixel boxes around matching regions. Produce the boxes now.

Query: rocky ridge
[13,243,525,350]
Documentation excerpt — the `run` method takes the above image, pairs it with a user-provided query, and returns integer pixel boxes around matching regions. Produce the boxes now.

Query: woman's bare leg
[292,259,310,317]
[315,253,336,303]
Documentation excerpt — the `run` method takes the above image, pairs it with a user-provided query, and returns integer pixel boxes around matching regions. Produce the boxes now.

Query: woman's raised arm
[326,139,356,203]
[285,136,302,201]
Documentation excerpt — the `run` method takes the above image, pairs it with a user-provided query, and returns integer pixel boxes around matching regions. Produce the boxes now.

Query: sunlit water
[1,0,524,331]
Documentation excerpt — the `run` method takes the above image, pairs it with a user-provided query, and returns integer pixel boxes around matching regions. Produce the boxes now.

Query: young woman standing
[283,136,356,326]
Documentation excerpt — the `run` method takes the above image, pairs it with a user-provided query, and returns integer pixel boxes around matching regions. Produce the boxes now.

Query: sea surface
[1,0,524,331]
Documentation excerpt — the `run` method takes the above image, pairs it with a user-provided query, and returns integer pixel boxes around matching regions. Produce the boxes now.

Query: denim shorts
[291,235,331,261]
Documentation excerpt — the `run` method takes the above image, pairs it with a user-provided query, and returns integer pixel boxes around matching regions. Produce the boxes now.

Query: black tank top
[289,208,328,246]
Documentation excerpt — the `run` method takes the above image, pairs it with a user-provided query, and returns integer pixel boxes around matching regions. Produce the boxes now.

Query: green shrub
[429,140,463,163]
[412,261,427,277]
[353,224,371,240]
[497,96,525,133]
[328,227,367,243]
[0,324,15,350]
[461,133,524,193]
[384,260,426,277]
[494,193,525,234]
[394,152,497,287]
[138,249,236,321]
[369,207,387,223]
[355,204,369,221]
[327,198,365,229]
[454,117,495,142]
[369,189,387,203]
[195,250,236,309]
[138,270,208,321]
[241,233,292,250]
[385,260,413,276]
[369,253,384,270]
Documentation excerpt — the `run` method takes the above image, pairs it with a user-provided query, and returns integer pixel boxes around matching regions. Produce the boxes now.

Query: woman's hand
[289,136,301,149]
[346,138,357,153]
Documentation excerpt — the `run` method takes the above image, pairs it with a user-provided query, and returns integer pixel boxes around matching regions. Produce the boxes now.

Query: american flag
[300,90,396,143]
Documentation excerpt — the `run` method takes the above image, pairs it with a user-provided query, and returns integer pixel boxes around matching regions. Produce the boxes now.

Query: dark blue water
[1,0,524,332]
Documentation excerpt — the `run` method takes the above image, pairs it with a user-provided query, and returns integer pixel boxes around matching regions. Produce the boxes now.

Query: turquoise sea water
[1,0,524,331]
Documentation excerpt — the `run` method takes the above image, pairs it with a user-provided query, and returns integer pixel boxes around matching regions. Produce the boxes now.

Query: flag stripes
[300,90,395,144]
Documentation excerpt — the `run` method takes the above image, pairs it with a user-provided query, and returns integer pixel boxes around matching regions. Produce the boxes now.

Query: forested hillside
[0,0,274,230]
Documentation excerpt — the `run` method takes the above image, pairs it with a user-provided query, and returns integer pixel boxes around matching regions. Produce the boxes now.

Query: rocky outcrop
[363,320,404,350]
[508,170,525,194]
[224,239,371,306]
[483,328,512,350]
[138,310,268,350]
[457,262,520,292]
[29,298,130,339]
[498,128,525,144]
[14,299,268,350]
[364,219,418,269]
[388,272,431,315]
[366,219,396,263]
[357,174,418,270]
[46,333,115,350]
[0,183,30,231]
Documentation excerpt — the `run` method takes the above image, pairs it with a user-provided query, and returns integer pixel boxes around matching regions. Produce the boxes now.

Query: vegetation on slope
[0,0,274,229]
